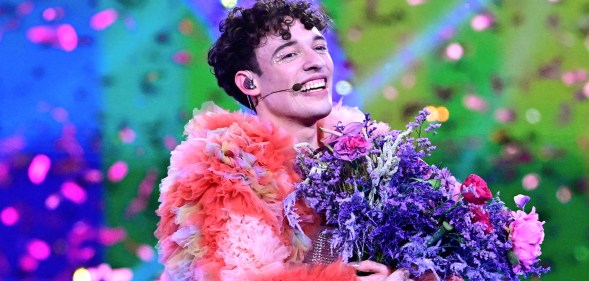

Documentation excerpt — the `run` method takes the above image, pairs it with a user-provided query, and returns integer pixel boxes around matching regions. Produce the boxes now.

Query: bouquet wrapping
[285,108,548,280]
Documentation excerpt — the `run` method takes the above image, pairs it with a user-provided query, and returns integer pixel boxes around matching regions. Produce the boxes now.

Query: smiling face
[252,19,334,127]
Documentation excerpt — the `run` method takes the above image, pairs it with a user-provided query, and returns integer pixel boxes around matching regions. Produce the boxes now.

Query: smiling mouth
[300,78,327,93]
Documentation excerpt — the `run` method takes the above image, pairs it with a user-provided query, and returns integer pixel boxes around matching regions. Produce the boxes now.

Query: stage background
[1,0,588,280]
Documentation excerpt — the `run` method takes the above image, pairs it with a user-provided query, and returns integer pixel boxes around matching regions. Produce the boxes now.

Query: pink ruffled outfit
[155,102,357,281]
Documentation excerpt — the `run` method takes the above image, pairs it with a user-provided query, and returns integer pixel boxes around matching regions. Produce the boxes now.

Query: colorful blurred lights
[525,108,541,124]
[119,127,136,143]
[335,80,353,96]
[463,94,488,112]
[407,0,426,6]
[61,182,87,204]
[57,24,78,52]
[19,255,38,272]
[45,194,61,210]
[73,268,92,281]
[42,7,64,22]
[425,106,449,122]
[17,1,34,16]
[28,154,51,185]
[494,108,516,123]
[108,161,128,182]
[383,86,398,100]
[522,173,540,190]
[1,207,19,226]
[90,9,118,31]
[136,244,155,261]
[221,0,238,9]
[28,240,51,261]
[556,186,572,204]
[173,50,193,65]
[471,13,494,31]
[445,43,464,61]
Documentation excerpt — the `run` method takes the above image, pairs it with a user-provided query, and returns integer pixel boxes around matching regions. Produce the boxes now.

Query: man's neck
[256,112,320,149]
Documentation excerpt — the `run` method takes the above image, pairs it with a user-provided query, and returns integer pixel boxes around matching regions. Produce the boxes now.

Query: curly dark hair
[207,0,332,109]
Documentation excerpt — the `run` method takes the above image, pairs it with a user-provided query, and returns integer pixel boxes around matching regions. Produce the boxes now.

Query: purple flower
[333,134,372,161]
[514,195,530,209]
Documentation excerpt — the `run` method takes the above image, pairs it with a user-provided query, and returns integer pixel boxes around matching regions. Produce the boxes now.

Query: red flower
[470,206,494,233]
[461,174,492,205]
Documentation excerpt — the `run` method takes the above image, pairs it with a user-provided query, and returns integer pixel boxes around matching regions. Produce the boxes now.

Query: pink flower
[333,134,372,161]
[509,207,545,274]
[319,100,390,144]
[461,174,492,205]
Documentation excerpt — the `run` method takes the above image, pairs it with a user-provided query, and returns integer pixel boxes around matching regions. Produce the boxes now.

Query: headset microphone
[256,83,304,105]
[291,83,303,92]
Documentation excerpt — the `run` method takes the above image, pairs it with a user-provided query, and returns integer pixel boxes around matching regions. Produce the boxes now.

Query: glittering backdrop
[0,0,588,280]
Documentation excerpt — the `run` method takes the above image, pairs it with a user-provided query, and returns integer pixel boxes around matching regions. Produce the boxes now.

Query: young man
[156,1,416,280]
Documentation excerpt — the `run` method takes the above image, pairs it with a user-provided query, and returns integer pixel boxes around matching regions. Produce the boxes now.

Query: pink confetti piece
[88,264,133,281]
[164,135,178,151]
[90,8,118,31]
[19,255,38,272]
[51,107,69,122]
[407,0,426,5]
[556,186,572,203]
[494,108,516,123]
[28,239,51,261]
[1,207,19,226]
[136,244,155,262]
[84,169,104,183]
[42,7,64,22]
[0,135,25,154]
[69,247,95,262]
[522,173,541,191]
[173,50,193,65]
[26,25,56,45]
[0,162,9,184]
[99,227,127,246]
[119,127,136,143]
[107,161,128,182]
[17,1,34,16]
[445,43,464,61]
[45,194,61,210]
[471,13,494,31]
[463,94,488,112]
[28,154,51,185]
[61,181,87,204]
[561,70,587,85]
[57,24,78,52]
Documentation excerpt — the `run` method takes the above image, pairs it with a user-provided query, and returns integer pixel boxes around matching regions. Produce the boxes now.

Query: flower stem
[427,221,454,246]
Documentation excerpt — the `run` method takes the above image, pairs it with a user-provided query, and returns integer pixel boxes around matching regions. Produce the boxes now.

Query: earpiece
[243,78,256,90]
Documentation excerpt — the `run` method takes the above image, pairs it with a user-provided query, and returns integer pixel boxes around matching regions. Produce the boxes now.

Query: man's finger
[352,260,392,275]
[387,269,411,281]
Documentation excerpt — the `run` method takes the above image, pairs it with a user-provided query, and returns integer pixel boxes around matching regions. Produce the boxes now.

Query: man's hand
[352,261,464,281]
[352,260,413,281]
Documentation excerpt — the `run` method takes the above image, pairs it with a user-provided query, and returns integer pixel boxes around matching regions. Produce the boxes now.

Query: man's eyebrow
[272,40,297,58]
[313,34,326,42]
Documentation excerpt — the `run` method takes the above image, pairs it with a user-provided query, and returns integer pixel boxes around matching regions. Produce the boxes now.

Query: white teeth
[301,79,326,92]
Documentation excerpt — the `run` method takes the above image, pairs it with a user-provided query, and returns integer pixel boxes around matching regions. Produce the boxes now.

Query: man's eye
[315,45,328,52]
[282,53,296,59]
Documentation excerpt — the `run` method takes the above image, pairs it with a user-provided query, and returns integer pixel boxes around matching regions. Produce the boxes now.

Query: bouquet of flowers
[285,107,549,280]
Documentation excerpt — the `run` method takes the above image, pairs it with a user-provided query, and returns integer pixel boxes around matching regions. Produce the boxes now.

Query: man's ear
[235,71,261,97]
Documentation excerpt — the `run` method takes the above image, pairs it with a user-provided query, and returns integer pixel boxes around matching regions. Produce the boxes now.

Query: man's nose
[302,49,326,71]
